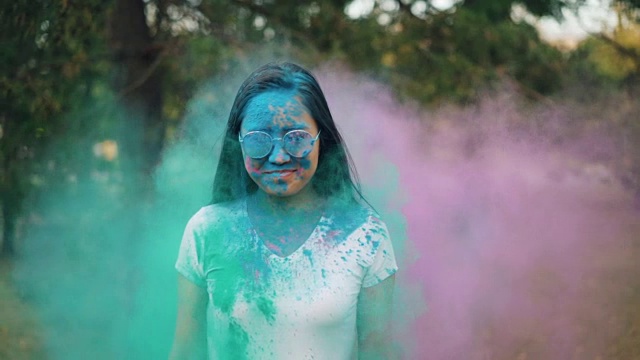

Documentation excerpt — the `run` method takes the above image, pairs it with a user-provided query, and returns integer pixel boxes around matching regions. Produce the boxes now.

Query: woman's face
[240,89,320,197]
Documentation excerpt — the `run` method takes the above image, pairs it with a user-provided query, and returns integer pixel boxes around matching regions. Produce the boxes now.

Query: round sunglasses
[239,129,321,159]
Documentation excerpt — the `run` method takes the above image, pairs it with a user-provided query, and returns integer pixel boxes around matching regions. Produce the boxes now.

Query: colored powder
[10,60,638,359]
[303,249,314,266]
[317,67,637,359]
[228,319,250,360]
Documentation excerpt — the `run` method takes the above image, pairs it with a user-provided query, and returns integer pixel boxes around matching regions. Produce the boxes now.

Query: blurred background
[1,0,639,359]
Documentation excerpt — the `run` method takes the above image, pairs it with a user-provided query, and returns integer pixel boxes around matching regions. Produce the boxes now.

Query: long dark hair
[211,62,366,205]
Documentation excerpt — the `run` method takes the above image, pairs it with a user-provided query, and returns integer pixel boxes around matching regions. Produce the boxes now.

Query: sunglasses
[239,129,321,159]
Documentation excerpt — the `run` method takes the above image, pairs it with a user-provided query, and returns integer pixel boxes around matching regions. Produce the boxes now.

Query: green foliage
[520,0,559,18]
[0,1,111,214]
[461,0,515,21]
[335,5,565,104]
[566,16,640,92]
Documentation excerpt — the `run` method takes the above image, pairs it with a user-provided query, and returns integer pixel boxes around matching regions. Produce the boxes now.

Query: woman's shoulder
[324,198,385,233]
[327,198,379,219]
[185,199,246,232]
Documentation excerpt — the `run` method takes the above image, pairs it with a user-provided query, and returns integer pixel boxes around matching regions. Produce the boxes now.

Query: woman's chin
[256,181,311,198]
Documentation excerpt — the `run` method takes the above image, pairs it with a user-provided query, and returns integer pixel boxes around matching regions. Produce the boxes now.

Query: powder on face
[240,90,320,198]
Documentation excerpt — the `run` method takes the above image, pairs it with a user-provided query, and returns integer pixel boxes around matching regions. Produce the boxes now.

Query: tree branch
[592,32,640,63]
[575,15,640,64]
[395,0,447,21]
[395,0,424,21]
[118,42,175,97]
[225,0,323,47]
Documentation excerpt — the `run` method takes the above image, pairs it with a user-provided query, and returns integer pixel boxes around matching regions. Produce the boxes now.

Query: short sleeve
[175,210,207,288]
[362,216,398,288]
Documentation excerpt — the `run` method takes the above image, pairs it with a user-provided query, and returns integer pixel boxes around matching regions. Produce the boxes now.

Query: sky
[526,1,619,43]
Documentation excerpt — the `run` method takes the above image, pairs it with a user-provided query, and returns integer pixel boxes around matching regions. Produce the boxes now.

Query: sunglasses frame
[239,129,321,159]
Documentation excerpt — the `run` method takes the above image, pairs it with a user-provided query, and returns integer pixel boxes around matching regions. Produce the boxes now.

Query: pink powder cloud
[317,67,637,359]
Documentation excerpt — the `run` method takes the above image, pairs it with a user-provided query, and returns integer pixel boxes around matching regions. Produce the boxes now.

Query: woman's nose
[268,141,291,164]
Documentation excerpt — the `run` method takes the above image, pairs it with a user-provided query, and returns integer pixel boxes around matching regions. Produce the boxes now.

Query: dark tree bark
[0,161,23,257]
[109,0,165,178]
[108,0,167,318]
[1,198,16,256]
[0,121,23,257]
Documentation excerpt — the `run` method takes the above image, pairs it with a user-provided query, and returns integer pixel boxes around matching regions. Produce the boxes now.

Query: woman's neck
[252,186,323,216]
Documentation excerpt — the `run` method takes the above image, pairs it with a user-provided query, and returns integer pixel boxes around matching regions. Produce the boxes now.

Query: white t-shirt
[175,198,398,360]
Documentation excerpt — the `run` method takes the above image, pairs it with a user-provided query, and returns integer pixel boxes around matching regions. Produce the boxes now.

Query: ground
[0,258,46,360]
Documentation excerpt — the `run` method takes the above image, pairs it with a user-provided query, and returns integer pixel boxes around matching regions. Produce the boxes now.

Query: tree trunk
[107,0,166,332]
[1,199,16,256]
[0,142,22,258]
[109,0,165,178]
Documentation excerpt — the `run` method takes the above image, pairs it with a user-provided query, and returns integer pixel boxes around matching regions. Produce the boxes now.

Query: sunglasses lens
[284,130,315,157]
[241,130,318,159]
[242,132,272,158]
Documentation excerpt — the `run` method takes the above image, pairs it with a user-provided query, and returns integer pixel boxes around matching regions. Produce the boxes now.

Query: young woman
[170,62,398,359]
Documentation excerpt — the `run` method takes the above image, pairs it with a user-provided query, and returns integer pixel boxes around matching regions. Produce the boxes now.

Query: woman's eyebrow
[283,124,310,131]
[244,124,310,133]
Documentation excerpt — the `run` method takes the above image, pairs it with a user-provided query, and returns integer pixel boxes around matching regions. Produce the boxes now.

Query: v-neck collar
[244,196,328,259]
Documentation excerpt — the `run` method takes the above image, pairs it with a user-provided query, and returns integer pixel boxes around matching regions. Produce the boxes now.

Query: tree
[0,1,110,256]
[329,0,569,103]
[568,3,640,195]
[5,0,640,258]
[0,0,359,257]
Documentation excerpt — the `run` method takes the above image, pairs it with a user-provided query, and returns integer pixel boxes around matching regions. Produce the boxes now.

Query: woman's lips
[263,169,296,177]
